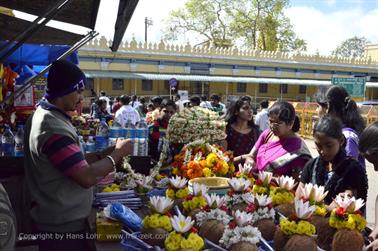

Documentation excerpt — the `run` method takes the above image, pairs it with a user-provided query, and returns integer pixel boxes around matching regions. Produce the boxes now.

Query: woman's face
[364,154,378,171]
[316,103,327,117]
[236,101,253,121]
[314,132,344,162]
[161,105,176,121]
[269,113,293,137]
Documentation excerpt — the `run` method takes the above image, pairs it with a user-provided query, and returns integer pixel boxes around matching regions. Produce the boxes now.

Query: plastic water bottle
[78,136,86,154]
[137,119,149,156]
[14,125,24,157]
[2,125,14,156]
[124,119,134,138]
[86,136,96,153]
[95,119,109,151]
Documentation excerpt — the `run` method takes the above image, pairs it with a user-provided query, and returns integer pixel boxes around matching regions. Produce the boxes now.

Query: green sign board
[331,77,366,98]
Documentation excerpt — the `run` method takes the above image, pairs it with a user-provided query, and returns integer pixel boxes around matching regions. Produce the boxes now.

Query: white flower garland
[225,193,254,206]
[251,207,276,222]
[219,225,261,249]
[195,209,232,227]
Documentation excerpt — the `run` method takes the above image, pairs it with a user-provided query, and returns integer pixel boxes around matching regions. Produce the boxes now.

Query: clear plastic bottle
[86,136,96,153]
[109,120,123,139]
[95,119,109,151]
[137,119,149,156]
[78,136,86,154]
[14,125,25,157]
[2,125,14,156]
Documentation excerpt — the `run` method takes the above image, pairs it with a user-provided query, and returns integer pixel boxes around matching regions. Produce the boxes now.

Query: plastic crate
[120,230,162,251]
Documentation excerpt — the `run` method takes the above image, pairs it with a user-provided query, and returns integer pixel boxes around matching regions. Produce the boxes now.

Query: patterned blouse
[226,125,258,157]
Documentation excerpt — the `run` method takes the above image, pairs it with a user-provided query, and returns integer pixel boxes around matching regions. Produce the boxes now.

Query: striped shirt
[42,134,88,176]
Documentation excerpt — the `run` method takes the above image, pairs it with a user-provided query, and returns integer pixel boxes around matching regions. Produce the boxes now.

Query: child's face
[160,105,176,121]
[314,132,344,162]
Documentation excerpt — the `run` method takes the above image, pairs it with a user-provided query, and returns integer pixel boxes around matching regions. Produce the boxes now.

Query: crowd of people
[2,59,378,251]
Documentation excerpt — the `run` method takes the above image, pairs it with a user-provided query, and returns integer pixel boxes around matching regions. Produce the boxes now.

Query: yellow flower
[202,168,212,177]
[313,205,327,216]
[166,188,175,199]
[270,189,294,205]
[219,162,229,175]
[252,185,268,195]
[176,187,189,199]
[172,167,179,175]
[206,153,218,167]
[165,232,182,251]
[280,219,315,236]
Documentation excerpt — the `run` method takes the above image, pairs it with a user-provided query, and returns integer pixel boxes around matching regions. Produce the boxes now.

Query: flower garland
[225,191,254,207]
[165,232,204,251]
[270,187,295,205]
[279,218,316,236]
[166,106,226,144]
[219,225,261,249]
[166,187,189,200]
[329,208,367,231]
[183,195,207,212]
[143,213,172,232]
[195,208,232,227]
[251,207,276,222]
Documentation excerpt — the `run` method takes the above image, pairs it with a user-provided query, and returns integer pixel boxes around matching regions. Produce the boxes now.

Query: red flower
[255,180,263,186]
[220,205,229,212]
[186,194,193,201]
[165,212,172,217]
[202,205,211,212]
[228,221,237,229]
[335,207,346,218]
[246,204,257,213]
[191,227,198,234]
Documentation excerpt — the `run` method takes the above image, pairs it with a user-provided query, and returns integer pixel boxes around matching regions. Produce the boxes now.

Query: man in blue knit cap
[24,59,133,251]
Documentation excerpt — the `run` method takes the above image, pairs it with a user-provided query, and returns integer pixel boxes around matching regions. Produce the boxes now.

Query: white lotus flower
[334,195,365,213]
[171,212,194,233]
[204,194,226,208]
[297,183,328,204]
[228,178,251,192]
[255,194,272,207]
[257,171,273,184]
[276,175,297,191]
[312,185,328,202]
[149,196,174,214]
[192,183,208,196]
[238,163,254,175]
[294,199,316,219]
[234,210,253,227]
[169,176,188,189]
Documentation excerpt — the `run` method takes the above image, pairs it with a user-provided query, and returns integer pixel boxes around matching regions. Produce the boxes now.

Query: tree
[163,0,306,52]
[332,36,369,58]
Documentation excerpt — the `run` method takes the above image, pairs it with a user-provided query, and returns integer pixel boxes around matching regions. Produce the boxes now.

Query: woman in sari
[238,101,311,178]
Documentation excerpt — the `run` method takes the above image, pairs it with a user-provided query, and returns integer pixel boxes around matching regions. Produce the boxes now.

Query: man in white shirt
[255,99,269,132]
[175,94,185,112]
[115,95,140,127]
[200,95,212,109]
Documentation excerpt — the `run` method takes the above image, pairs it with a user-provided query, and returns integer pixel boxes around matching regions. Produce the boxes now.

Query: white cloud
[323,0,337,7]
[285,6,378,55]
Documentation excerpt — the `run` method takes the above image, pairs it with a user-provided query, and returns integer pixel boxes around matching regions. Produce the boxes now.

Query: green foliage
[163,0,306,52]
[332,36,369,58]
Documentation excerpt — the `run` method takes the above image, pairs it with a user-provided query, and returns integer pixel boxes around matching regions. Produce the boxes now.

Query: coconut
[140,227,169,247]
[311,216,335,251]
[187,208,201,218]
[253,218,276,241]
[275,203,295,218]
[273,228,291,251]
[228,241,259,251]
[284,234,317,251]
[199,219,225,244]
[174,198,184,212]
[231,202,248,212]
[332,229,364,251]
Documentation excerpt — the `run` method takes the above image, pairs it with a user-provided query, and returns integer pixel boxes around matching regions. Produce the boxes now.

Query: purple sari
[252,129,311,176]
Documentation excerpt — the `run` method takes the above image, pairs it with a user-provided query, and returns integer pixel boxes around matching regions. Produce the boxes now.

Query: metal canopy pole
[0,0,73,63]
[7,31,99,103]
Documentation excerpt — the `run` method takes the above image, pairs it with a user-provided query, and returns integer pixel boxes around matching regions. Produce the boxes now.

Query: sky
[14,0,378,55]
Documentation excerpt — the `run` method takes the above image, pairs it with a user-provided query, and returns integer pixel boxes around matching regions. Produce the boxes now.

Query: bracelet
[106,155,116,171]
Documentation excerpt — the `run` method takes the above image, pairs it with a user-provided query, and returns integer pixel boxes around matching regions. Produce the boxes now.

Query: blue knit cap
[45,59,86,99]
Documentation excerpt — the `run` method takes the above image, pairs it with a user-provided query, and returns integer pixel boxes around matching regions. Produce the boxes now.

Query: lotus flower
[228,178,251,192]
[149,196,174,214]
[297,183,328,203]
[169,176,188,189]
[294,199,316,219]
[192,183,208,196]
[334,194,365,213]
[171,212,194,233]
[255,194,272,207]
[257,171,273,184]
[238,163,254,175]
[234,210,253,226]
[204,194,226,208]
[276,175,297,191]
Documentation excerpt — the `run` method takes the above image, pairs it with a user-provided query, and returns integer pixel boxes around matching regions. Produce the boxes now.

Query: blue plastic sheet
[110,203,143,232]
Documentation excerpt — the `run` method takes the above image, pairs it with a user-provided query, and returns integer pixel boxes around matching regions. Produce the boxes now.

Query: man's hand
[370,226,378,240]
[112,138,133,162]
[366,238,378,251]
